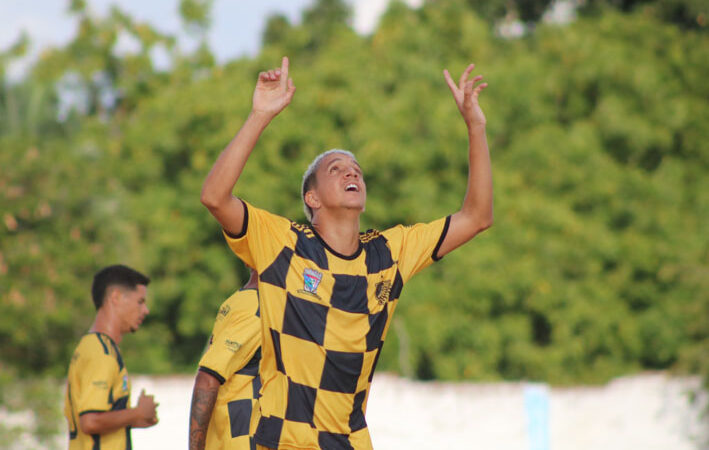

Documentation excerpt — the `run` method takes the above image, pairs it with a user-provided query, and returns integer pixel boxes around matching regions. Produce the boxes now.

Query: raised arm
[436,64,493,258]
[200,57,296,236]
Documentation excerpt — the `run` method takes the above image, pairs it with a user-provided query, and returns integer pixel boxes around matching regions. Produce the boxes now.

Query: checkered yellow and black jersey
[64,332,132,450]
[199,288,262,450]
[223,201,449,450]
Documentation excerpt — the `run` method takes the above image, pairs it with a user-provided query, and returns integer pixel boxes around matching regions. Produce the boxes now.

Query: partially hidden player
[200,57,492,449]
[64,264,159,450]
[189,268,262,450]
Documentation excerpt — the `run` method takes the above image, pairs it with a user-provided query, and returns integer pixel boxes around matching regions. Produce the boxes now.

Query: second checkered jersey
[224,201,450,450]
[199,288,262,450]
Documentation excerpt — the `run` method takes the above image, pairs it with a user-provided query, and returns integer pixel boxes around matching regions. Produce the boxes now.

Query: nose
[344,166,359,178]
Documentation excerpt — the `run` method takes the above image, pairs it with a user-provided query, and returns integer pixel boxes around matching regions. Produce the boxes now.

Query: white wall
[128,373,707,450]
[8,372,707,449]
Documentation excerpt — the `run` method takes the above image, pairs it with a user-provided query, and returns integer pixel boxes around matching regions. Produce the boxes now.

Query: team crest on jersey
[122,375,128,392]
[375,280,392,305]
[303,268,323,294]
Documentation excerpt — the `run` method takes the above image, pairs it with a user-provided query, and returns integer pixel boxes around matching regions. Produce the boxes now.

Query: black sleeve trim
[432,215,452,262]
[198,366,226,385]
[78,409,109,416]
[223,199,249,239]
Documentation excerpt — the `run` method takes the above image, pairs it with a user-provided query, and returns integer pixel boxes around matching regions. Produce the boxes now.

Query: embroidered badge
[122,375,128,392]
[303,268,323,294]
[375,280,392,305]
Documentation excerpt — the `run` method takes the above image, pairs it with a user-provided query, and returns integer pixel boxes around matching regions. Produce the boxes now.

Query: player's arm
[188,370,221,450]
[79,389,158,434]
[436,63,493,258]
[200,56,296,236]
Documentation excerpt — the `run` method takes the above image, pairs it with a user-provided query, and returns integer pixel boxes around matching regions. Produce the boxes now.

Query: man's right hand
[133,389,159,428]
[252,56,296,118]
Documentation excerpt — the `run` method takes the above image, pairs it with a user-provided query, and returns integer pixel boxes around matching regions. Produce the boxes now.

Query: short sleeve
[222,200,293,272]
[75,349,120,415]
[199,290,261,383]
[383,216,450,283]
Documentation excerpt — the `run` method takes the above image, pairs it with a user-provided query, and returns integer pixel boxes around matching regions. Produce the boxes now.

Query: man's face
[310,152,367,215]
[115,284,149,333]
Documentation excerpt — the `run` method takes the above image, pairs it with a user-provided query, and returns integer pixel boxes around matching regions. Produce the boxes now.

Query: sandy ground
[7,372,708,449]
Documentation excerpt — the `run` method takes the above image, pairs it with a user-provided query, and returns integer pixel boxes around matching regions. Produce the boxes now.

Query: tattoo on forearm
[189,382,219,450]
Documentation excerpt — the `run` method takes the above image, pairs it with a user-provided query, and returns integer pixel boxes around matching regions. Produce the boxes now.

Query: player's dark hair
[91,265,150,310]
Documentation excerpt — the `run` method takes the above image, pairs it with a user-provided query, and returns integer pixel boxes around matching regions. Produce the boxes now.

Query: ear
[105,287,122,309]
[304,190,321,210]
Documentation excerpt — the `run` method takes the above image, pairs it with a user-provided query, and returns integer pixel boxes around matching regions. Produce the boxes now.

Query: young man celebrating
[201,57,492,449]
[189,268,262,450]
[64,264,159,450]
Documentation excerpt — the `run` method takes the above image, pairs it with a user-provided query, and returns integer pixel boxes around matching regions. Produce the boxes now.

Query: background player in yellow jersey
[64,264,159,450]
[201,57,492,449]
[189,268,262,450]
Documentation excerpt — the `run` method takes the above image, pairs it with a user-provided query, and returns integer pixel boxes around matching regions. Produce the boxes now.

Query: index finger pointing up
[444,69,458,95]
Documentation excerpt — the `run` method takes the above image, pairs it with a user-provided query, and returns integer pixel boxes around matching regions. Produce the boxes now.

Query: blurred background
[0,0,707,448]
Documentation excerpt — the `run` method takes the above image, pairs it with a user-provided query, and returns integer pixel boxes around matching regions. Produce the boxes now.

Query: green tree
[0,0,706,389]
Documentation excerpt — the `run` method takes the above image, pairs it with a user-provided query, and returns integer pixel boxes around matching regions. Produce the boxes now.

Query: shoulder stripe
[108,339,124,371]
[94,333,109,355]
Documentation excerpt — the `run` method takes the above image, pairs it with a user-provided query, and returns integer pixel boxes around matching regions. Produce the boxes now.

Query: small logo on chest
[375,280,392,305]
[303,268,323,294]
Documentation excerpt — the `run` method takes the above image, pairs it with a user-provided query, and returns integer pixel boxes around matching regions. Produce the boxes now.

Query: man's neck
[90,310,122,345]
[311,212,361,257]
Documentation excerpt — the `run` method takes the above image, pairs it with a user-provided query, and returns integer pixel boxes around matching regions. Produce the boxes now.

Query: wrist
[249,109,276,124]
[128,407,141,426]
[466,122,486,134]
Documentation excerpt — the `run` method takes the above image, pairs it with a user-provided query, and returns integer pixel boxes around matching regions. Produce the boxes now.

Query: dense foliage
[1,0,707,387]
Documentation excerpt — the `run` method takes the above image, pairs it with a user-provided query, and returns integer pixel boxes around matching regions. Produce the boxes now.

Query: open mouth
[345,183,359,192]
